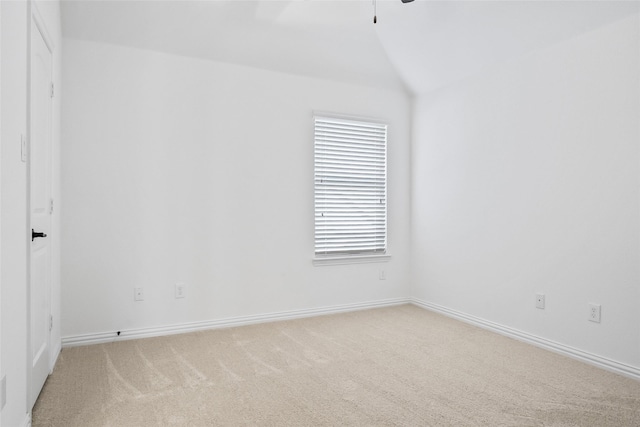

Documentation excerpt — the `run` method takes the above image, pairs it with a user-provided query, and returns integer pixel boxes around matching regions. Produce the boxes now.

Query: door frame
[0,2,3,416]
[26,0,54,410]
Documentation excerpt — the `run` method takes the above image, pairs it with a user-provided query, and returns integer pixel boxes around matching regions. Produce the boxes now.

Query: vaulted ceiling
[61,1,639,95]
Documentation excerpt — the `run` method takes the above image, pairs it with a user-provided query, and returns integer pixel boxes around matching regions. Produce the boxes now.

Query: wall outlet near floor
[175,283,186,299]
[535,293,545,309]
[379,270,386,280]
[134,287,144,301]
[589,303,601,323]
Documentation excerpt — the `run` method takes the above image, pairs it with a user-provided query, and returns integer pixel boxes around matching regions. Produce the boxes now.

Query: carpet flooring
[33,304,640,426]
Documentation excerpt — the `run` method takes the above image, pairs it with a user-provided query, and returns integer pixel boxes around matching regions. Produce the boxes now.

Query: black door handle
[32,229,47,241]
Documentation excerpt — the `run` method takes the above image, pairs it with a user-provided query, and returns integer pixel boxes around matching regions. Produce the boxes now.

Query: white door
[29,14,53,409]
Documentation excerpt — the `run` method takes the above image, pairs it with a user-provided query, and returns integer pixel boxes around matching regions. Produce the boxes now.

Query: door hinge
[50,198,54,214]
[21,134,27,163]
[49,315,53,332]
[50,82,54,98]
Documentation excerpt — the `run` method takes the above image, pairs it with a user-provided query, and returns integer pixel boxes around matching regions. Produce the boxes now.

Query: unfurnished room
[1,0,640,425]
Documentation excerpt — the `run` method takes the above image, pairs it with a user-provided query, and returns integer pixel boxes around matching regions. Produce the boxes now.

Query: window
[314,115,387,259]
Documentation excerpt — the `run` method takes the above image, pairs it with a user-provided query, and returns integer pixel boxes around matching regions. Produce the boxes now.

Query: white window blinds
[314,115,387,256]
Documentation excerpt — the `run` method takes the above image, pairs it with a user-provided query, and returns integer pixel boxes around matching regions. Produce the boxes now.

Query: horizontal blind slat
[315,120,387,132]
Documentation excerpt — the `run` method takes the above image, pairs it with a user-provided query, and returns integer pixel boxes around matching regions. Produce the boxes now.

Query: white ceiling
[375,0,640,94]
[61,1,640,95]
[61,0,407,91]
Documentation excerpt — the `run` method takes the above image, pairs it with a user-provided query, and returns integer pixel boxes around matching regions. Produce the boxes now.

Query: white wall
[1,1,61,425]
[1,2,30,424]
[61,39,411,339]
[411,14,640,368]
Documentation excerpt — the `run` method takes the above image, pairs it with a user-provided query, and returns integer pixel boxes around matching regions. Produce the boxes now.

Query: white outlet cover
[134,287,144,301]
[536,294,545,309]
[589,303,601,323]
[175,283,186,299]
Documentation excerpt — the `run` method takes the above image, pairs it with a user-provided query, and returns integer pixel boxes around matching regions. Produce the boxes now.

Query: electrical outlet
[589,303,601,323]
[379,270,386,280]
[536,294,545,309]
[134,287,144,301]
[175,283,186,299]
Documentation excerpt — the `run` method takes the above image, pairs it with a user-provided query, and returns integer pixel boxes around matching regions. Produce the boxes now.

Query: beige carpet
[33,304,640,426]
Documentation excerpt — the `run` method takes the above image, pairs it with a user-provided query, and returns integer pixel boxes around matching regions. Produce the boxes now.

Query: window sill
[312,254,391,266]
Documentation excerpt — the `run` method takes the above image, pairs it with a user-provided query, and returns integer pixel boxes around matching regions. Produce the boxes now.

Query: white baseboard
[49,340,61,373]
[411,298,640,381]
[62,297,410,347]
[22,413,32,427]
[61,296,639,380]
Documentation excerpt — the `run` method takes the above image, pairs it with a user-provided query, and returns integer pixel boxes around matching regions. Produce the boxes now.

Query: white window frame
[313,114,391,266]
